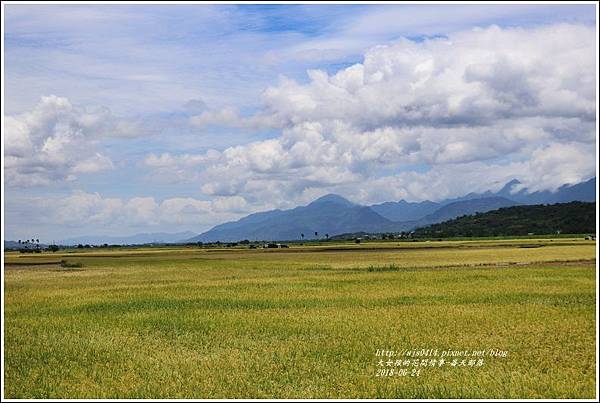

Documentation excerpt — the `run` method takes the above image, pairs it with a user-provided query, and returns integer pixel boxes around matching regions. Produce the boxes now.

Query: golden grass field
[3,238,597,398]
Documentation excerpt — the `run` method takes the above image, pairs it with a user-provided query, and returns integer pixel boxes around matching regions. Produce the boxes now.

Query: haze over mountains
[190,177,596,242]
[58,232,196,246]
[7,177,593,247]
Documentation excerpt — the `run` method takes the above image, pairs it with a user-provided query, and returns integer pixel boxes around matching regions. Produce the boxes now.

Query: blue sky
[3,3,597,242]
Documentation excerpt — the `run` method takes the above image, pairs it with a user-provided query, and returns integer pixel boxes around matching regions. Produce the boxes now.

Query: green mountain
[412,202,595,238]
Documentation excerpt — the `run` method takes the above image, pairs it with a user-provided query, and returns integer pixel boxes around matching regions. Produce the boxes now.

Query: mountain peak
[498,179,522,194]
[309,194,355,207]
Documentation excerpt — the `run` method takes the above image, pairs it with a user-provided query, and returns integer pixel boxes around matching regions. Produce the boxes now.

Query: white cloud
[159,24,596,204]
[348,143,597,204]
[4,95,154,186]
[143,151,220,168]
[71,153,114,174]
[141,151,221,183]
[259,24,595,128]
[189,107,242,129]
[26,191,247,231]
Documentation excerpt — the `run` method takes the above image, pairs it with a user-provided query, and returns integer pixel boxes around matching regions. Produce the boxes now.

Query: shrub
[60,260,84,268]
[367,264,400,272]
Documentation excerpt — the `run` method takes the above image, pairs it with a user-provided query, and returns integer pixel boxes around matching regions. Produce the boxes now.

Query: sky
[2,2,598,242]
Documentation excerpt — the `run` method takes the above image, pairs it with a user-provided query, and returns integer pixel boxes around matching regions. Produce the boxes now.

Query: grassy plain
[3,238,597,398]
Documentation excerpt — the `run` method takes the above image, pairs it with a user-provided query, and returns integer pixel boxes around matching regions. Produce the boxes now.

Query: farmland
[3,237,597,399]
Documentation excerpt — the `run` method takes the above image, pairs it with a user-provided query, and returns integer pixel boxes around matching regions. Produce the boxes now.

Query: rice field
[3,238,597,398]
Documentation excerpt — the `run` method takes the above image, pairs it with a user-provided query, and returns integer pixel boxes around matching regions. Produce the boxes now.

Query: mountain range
[189,177,596,242]
[6,178,594,246]
[57,231,196,246]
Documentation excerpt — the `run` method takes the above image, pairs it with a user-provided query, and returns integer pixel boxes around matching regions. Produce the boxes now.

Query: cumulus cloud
[259,24,595,127]
[188,106,279,131]
[4,95,153,186]
[189,107,243,129]
[142,151,221,183]
[31,191,246,229]
[159,23,596,204]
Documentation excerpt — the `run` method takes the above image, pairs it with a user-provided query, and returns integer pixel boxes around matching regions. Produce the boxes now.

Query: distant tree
[77,244,84,249]
[325,233,329,240]
[300,233,304,240]
[197,241,204,247]
[240,239,250,244]
[355,238,361,244]
[48,244,59,253]
[18,240,21,245]
[314,231,318,238]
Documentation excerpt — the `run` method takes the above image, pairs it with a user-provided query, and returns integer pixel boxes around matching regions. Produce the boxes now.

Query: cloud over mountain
[172,24,597,205]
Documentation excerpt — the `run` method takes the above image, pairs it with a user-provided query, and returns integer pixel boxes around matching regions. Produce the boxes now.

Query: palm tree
[314,231,318,238]
[300,233,304,240]
[325,233,329,240]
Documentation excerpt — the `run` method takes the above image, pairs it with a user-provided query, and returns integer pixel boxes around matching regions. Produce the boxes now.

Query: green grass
[3,238,597,398]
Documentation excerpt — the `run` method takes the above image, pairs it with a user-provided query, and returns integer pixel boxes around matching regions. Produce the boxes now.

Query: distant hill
[444,177,596,205]
[188,194,396,242]
[412,202,595,238]
[370,200,440,221]
[367,177,595,222]
[4,240,20,249]
[59,231,197,246]
[509,177,596,205]
[415,197,519,226]
[4,240,47,250]
[388,197,520,232]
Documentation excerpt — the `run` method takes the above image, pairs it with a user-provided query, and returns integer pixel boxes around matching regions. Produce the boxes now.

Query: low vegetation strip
[4,260,63,266]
